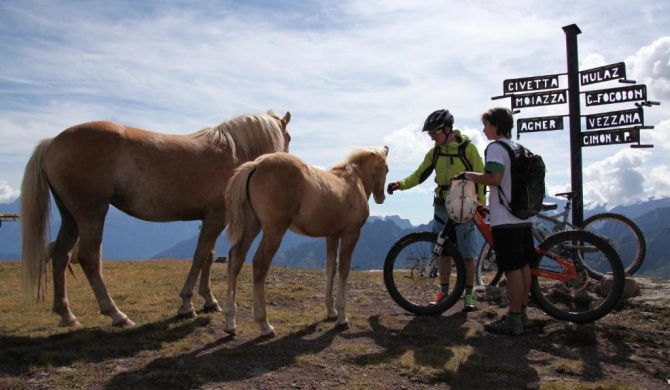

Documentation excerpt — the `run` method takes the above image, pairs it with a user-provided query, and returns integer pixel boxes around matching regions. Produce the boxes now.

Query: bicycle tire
[530,230,625,324]
[580,212,646,277]
[475,242,503,286]
[383,231,466,315]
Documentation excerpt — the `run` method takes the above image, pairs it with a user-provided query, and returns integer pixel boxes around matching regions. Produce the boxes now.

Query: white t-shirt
[486,139,536,227]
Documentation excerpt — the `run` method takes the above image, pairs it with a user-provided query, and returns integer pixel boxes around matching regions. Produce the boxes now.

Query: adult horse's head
[201,110,291,164]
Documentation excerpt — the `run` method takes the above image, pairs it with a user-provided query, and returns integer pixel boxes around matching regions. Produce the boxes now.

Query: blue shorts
[433,206,478,259]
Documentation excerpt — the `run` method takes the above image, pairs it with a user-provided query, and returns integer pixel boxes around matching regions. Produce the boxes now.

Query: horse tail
[21,138,53,301]
[225,161,259,245]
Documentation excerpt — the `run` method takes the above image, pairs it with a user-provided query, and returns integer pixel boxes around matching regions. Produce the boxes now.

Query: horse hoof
[59,318,82,327]
[325,315,337,322]
[336,321,350,330]
[203,303,223,313]
[224,327,237,336]
[112,317,135,327]
[177,309,197,319]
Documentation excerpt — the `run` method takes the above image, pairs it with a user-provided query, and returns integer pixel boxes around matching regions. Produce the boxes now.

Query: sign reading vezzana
[503,74,561,94]
[511,89,567,109]
[585,108,643,130]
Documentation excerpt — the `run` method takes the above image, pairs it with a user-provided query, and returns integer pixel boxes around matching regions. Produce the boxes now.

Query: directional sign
[584,84,647,106]
[503,74,561,94]
[518,115,565,133]
[585,108,643,130]
[511,89,567,109]
[581,128,639,147]
[580,62,626,86]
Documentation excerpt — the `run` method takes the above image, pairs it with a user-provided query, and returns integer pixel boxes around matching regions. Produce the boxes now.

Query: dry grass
[0,260,668,390]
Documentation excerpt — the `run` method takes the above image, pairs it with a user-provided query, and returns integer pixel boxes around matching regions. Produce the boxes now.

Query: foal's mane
[331,147,388,173]
[193,110,287,163]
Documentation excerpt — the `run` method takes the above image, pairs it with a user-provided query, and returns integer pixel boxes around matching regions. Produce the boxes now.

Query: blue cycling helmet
[422,109,454,132]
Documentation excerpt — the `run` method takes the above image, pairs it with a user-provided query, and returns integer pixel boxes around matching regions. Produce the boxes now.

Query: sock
[507,312,522,325]
[440,283,450,294]
[465,286,474,296]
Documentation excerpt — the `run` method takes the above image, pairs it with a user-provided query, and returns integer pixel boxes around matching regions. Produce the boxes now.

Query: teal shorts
[433,206,478,259]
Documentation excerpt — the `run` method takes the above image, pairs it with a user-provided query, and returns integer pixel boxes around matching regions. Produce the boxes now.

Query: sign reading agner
[580,62,626,86]
[518,115,565,133]
[503,74,561,94]
[584,84,647,106]
[581,128,639,147]
[585,108,643,130]
[511,89,567,109]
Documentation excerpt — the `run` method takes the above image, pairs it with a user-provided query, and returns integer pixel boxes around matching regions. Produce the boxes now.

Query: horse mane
[193,110,287,164]
[330,147,388,173]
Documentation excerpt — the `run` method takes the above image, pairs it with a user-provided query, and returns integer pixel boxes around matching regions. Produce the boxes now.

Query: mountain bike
[476,191,645,285]
[384,204,625,324]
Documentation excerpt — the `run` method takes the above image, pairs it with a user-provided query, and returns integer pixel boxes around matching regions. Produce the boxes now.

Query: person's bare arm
[464,171,502,187]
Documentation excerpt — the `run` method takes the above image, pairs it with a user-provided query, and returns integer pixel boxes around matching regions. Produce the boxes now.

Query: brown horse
[21,110,291,327]
[224,146,389,336]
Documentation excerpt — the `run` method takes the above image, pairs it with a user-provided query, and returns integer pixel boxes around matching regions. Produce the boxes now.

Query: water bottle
[534,221,550,240]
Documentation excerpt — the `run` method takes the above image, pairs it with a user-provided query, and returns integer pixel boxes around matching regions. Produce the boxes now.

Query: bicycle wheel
[580,213,646,277]
[475,242,503,286]
[383,231,466,315]
[531,230,625,324]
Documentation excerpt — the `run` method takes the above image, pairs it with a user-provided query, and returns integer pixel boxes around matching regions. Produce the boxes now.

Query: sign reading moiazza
[511,89,567,109]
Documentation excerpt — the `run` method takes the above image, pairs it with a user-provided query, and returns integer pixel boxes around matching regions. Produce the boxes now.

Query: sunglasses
[428,128,445,139]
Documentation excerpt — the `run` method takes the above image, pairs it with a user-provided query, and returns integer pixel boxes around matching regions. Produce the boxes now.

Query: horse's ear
[383,146,389,157]
[282,112,291,126]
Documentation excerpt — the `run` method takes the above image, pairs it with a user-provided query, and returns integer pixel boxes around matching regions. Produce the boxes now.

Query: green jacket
[398,130,486,205]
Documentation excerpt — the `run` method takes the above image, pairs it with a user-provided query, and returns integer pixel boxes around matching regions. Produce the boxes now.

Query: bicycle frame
[471,205,578,281]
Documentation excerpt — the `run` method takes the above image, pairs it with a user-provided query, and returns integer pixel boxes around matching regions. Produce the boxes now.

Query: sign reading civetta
[584,108,643,130]
[580,62,626,86]
[581,127,640,147]
[503,74,561,94]
[584,84,647,106]
[517,115,565,133]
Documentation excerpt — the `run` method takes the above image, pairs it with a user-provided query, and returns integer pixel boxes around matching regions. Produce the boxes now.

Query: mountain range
[1,196,669,278]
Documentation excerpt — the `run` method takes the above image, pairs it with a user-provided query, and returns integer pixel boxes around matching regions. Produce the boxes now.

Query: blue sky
[1,0,669,225]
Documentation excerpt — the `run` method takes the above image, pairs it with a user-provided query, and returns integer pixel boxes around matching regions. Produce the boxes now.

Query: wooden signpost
[491,24,661,225]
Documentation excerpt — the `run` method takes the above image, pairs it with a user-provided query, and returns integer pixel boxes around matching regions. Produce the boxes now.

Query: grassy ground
[0,260,668,389]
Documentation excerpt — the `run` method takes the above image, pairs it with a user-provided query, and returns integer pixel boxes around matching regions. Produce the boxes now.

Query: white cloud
[1,0,669,223]
[626,37,670,103]
[0,181,20,204]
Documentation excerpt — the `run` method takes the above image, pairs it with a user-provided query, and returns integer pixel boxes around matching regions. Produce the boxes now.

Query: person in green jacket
[387,109,486,311]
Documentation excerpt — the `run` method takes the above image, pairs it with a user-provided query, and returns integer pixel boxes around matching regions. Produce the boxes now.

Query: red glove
[387,182,400,195]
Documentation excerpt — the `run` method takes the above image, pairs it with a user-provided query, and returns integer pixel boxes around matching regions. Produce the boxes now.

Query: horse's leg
[77,219,134,327]
[178,215,226,317]
[224,221,261,335]
[334,231,361,329]
[324,236,339,321]
[50,207,80,327]
[252,227,286,337]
